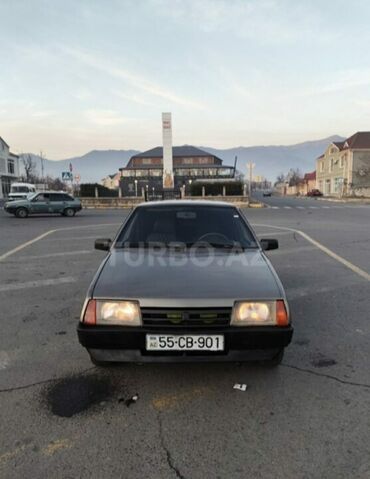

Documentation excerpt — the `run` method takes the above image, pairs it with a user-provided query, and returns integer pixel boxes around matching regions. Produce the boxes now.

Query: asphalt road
[0,204,369,478]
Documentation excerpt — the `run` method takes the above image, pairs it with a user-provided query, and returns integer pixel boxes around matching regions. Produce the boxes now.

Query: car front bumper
[77,323,293,362]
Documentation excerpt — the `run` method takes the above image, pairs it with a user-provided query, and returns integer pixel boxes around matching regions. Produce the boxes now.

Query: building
[101,173,121,190]
[119,145,235,196]
[302,171,316,195]
[316,132,370,196]
[0,136,20,199]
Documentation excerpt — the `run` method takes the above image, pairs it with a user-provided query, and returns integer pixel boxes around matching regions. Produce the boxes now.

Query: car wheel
[15,207,28,218]
[63,208,76,217]
[261,348,284,367]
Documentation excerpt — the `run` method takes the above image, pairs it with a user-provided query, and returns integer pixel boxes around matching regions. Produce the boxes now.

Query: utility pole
[247,162,255,198]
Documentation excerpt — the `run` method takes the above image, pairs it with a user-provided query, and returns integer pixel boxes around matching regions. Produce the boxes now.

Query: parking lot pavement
[1,208,370,478]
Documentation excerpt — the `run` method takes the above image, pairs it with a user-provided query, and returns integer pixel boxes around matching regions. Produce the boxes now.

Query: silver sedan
[77,201,293,366]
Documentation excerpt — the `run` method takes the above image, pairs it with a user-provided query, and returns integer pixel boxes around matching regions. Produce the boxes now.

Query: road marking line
[0,277,77,292]
[44,235,105,242]
[0,230,58,262]
[268,245,317,256]
[257,231,292,236]
[16,250,93,260]
[0,445,27,465]
[42,439,73,456]
[284,206,292,209]
[322,206,330,209]
[252,223,370,282]
[0,223,121,262]
[271,206,280,209]
[296,206,305,209]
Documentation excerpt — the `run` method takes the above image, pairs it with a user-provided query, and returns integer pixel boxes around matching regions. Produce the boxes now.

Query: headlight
[231,300,289,326]
[98,301,141,325]
[83,300,142,326]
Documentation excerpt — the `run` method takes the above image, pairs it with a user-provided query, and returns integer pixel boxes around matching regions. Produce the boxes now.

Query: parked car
[78,201,293,366]
[4,191,82,218]
[262,189,272,197]
[8,182,36,201]
[307,189,323,197]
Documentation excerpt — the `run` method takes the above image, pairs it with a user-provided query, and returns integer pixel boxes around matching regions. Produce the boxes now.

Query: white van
[8,183,37,201]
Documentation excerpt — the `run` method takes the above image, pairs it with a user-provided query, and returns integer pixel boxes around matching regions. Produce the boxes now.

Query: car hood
[92,249,284,308]
[5,199,27,206]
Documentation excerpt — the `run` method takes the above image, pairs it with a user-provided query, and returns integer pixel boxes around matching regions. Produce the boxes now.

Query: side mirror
[95,238,112,251]
[260,238,279,251]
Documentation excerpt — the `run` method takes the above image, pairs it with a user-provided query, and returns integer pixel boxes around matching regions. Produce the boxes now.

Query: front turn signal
[276,300,289,326]
[83,299,96,325]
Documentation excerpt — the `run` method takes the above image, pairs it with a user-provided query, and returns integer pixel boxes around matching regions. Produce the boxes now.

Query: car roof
[11,182,36,188]
[136,200,237,208]
[35,191,71,194]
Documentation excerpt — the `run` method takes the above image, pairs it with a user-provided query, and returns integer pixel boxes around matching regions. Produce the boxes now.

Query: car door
[29,193,50,214]
[49,193,65,213]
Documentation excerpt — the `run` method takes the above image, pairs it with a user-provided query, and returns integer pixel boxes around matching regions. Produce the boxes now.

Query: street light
[134,179,138,197]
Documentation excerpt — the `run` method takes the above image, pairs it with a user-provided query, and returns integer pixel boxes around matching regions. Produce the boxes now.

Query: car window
[116,205,257,248]
[34,193,49,202]
[50,194,65,201]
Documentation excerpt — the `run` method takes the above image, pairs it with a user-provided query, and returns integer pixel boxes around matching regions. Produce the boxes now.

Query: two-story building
[0,136,20,199]
[316,132,370,197]
[101,172,121,190]
[119,145,235,196]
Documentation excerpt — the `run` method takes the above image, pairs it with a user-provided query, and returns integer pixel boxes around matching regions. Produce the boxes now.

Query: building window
[320,161,324,172]
[7,159,15,175]
[334,177,342,193]
[329,158,334,172]
[142,158,152,165]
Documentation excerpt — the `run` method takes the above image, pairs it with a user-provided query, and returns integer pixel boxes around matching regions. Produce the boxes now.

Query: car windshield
[11,186,31,193]
[116,205,257,248]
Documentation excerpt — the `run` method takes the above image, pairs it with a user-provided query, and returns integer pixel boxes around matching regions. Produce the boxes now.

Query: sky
[1,0,370,159]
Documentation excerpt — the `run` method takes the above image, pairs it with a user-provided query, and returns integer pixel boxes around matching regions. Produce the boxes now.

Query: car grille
[141,308,231,328]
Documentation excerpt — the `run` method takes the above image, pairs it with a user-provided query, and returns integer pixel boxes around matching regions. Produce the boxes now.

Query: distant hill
[20,135,344,183]
[21,150,139,183]
[202,135,345,180]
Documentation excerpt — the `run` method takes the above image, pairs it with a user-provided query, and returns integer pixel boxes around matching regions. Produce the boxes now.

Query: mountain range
[21,135,344,183]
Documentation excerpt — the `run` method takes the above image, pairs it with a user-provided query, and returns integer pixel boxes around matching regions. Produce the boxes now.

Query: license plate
[146,334,224,351]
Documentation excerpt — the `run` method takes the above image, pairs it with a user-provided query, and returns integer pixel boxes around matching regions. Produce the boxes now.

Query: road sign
[62,172,73,181]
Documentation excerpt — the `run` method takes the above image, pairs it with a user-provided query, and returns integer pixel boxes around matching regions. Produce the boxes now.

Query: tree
[275,173,286,184]
[22,154,37,182]
[287,168,303,187]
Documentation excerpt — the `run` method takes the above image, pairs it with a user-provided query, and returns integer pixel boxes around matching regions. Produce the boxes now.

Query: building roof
[317,153,324,159]
[131,145,222,161]
[342,131,370,149]
[120,164,232,171]
[333,141,345,150]
[0,136,9,148]
[304,171,316,181]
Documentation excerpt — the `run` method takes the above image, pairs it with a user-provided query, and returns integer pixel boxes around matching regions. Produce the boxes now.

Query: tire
[63,208,76,217]
[15,207,28,218]
[261,348,284,367]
